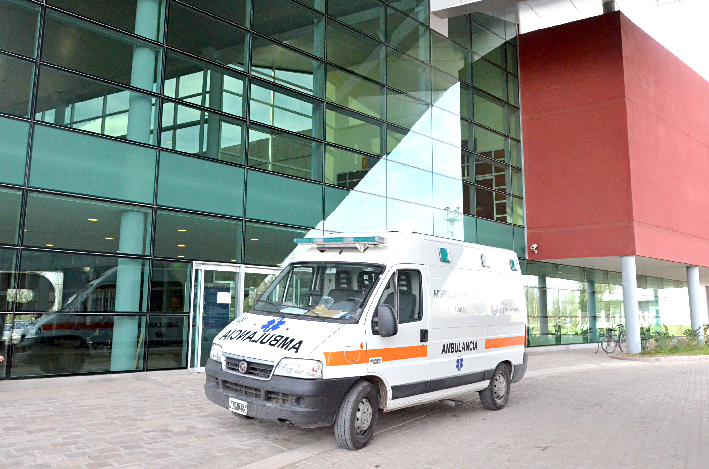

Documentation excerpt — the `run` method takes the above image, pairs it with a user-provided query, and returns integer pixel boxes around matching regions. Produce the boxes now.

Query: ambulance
[204,232,528,450]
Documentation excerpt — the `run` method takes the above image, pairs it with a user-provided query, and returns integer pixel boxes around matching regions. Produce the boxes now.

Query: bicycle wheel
[617,331,626,352]
[601,337,616,353]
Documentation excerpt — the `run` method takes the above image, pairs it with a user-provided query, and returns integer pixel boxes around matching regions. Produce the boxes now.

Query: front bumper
[204,359,358,428]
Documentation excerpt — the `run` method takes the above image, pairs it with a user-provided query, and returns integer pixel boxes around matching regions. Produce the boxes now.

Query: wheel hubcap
[493,373,507,401]
[355,397,373,434]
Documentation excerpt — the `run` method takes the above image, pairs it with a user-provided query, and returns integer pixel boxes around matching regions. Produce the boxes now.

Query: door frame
[188,262,281,372]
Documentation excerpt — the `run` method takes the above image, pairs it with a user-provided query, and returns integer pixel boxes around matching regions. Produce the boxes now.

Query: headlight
[274,359,322,379]
[209,343,222,362]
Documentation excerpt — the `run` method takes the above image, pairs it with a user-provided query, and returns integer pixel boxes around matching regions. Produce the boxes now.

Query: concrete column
[538,276,548,335]
[686,266,706,339]
[622,256,641,354]
[588,280,599,342]
[111,0,160,371]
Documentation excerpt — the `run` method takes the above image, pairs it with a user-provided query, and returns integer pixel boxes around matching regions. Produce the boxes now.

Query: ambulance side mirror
[374,304,398,337]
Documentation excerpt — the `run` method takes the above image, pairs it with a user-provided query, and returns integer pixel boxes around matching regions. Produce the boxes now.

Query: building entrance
[188,263,278,372]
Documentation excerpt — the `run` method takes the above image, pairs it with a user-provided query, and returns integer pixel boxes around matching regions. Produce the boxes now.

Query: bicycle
[597,324,626,354]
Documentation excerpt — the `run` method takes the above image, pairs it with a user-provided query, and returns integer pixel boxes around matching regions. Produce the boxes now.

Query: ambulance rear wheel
[334,380,379,450]
[479,363,511,410]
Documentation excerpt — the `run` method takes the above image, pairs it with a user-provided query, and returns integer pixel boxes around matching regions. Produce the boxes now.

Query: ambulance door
[366,267,429,403]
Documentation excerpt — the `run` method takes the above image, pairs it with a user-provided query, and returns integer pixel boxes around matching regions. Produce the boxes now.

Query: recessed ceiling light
[88,218,98,222]
[178,244,185,247]
[230,259,237,262]
[250,238,259,241]
[178,229,186,232]
[46,244,53,247]
[105,237,114,240]
[177,255,184,258]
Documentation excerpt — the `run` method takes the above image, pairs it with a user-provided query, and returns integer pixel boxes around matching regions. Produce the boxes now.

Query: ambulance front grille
[222,381,262,399]
[224,356,274,379]
[266,391,290,405]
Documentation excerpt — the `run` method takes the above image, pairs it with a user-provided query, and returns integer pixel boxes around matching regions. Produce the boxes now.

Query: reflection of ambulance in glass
[205,232,528,450]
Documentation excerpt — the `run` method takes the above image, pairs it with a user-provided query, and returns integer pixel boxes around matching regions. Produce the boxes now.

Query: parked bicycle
[597,324,626,353]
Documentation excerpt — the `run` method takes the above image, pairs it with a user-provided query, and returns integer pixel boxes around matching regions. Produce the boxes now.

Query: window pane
[166,3,247,71]
[248,125,322,181]
[154,210,242,262]
[477,217,513,249]
[0,0,40,57]
[387,90,430,135]
[323,188,386,233]
[326,65,384,120]
[16,250,149,313]
[326,107,383,156]
[387,126,432,171]
[35,66,158,145]
[157,151,244,216]
[510,139,521,168]
[387,198,432,234]
[474,91,508,135]
[43,11,161,92]
[250,81,321,137]
[507,43,518,75]
[474,125,507,163]
[48,0,165,40]
[508,73,519,106]
[252,0,324,58]
[325,145,384,194]
[24,193,152,255]
[386,7,429,62]
[433,206,465,240]
[431,68,461,115]
[246,171,323,227]
[149,261,191,313]
[431,32,471,82]
[431,107,460,148]
[387,48,431,102]
[0,188,20,245]
[387,0,429,25]
[473,57,505,102]
[471,21,505,68]
[164,50,245,118]
[30,125,157,204]
[0,116,29,185]
[160,102,244,164]
[387,161,432,206]
[510,168,523,197]
[472,13,507,41]
[252,35,324,98]
[326,21,385,84]
[328,0,384,41]
[433,173,463,210]
[475,158,508,192]
[0,54,33,118]
[146,314,188,370]
[432,140,462,179]
[513,197,524,226]
[396,270,422,323]
[179,0,247,28]
[447,15,471,49]
[244,222,306,267]
[476,187,509,223]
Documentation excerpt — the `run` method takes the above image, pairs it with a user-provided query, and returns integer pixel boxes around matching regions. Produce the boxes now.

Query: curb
[609,353,709,362]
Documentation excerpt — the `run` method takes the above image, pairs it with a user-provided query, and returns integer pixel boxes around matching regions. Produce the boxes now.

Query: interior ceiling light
[230,259,237,262]
[250,238,259,241]
[178,229,186,232]
[178,244,185,247]
[46,244,53,247]
[88,218,98,222]
[177,255,184,258]
[105,237,114,240]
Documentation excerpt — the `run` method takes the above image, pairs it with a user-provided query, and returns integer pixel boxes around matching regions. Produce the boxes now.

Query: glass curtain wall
[0,0,521,378]
[523,260,691,346]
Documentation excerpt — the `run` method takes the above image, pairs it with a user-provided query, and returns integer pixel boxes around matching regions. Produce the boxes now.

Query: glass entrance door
[188,263,280,372]
[189,263,242,372]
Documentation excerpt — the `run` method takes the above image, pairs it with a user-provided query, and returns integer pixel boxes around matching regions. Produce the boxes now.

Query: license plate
[229,397,248,416]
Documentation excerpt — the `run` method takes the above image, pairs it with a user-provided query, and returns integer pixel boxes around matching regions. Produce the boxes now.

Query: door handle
[420,329,428,343]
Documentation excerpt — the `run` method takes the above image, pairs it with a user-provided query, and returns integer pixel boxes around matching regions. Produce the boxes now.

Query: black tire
[601,337,616,354]
[479,363,511,410]
[334,380,379,450]
[617,332,626,353]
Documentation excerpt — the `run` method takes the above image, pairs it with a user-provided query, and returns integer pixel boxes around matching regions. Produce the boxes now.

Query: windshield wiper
[304,310,328,322]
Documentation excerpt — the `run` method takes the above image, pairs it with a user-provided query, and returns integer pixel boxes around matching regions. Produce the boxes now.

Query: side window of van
[377,270,422,324]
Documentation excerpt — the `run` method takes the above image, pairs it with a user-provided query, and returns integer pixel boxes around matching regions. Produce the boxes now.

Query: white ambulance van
[204,232,528,450]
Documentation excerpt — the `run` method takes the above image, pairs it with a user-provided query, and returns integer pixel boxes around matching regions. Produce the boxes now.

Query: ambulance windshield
[251,262,385,322]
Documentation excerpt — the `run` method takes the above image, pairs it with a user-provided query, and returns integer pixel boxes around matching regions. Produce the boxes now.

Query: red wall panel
[520,11,709,268]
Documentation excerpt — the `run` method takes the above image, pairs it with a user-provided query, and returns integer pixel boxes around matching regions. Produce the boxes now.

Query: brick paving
[1,349,707,468]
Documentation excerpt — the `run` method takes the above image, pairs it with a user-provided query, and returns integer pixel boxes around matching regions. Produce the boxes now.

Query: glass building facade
[0,0,523,378]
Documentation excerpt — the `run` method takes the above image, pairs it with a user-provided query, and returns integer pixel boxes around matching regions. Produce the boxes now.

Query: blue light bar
[294,236,387,251]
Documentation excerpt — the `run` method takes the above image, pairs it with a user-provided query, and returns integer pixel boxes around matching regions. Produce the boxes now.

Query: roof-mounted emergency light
[295,236,387,253]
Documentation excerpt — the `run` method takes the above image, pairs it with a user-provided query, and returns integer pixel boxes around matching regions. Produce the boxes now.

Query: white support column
[686,266,706,339]
[622,256,641,354]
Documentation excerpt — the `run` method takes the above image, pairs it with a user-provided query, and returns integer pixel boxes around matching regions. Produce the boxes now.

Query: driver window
[377,269,422,324]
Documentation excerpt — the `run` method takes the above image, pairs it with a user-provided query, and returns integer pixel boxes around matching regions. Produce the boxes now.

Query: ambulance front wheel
[479,363,511,410]
[334,380,379,450]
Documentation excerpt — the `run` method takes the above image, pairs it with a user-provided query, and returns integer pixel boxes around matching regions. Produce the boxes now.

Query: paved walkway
[1,348,707,468]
